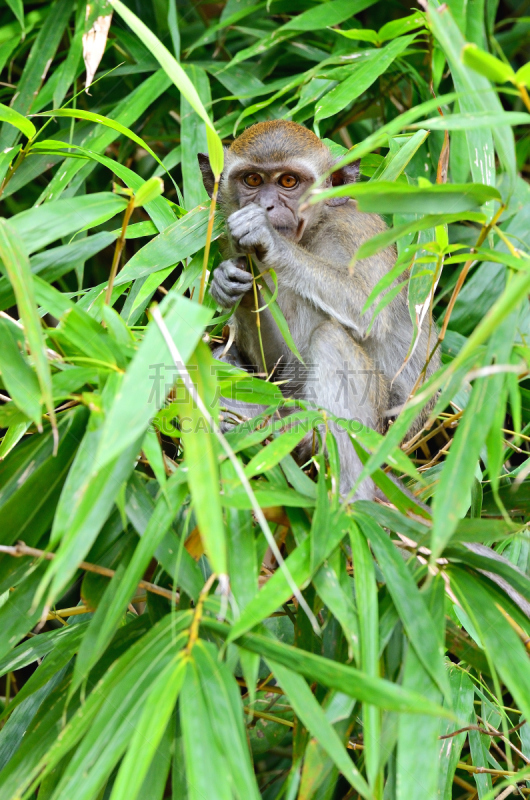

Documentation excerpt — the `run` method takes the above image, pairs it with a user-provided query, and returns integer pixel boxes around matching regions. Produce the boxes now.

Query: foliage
[0,0,529,798]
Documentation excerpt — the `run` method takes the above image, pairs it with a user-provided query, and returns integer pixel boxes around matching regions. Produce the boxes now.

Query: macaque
[198,120,439,499]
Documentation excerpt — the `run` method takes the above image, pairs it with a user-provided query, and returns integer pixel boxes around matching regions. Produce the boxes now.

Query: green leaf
[194,642,261,800]
[378,12,426,41]
[333,28,379,43]
[180,660,233,800]
[258,275,304,363]
[355,512,452,704]
[205,619,453,717]
[125,473,203,602]
[228,512,348,641]
[0,622,88,721]
[356,212,486,264]
[0,415,30,460]
[5,0,24,32]
[174,343,227,576]
[244,414,320,478]
[374,129,429,182]
[180,65,211,210]
[350,522,380,789]
[0,617,151,798]
[72,477,188,690]
[39,425,143,605]
[0,565,47,662]
[116,206,224,285]
[0,220,55,432]
[30,141,175,232]
[437,666,474,798]
[37,70,172,203]
[0,102,35,139]
[515,62,530,87]
[315,35,417,122]
[311,181,501,213]
[0,621,86,678]
[461,43,515,84]
[0,0,72,149]
[40,622,189,800]
[36,108,170,179]
[430,310,518,560]
[109,0,224,178]
[283,0,377,30]
[110,654,188,800]
[0,316,41,424]
[396,578,444,800]
[11,192,127,254]
[427,0,514,197]
[409,111,530,129]
[133,175,164,208]
[0,407,87,548]
[450,567,530,723]
[268,660,372,798]
[312,562,359,662]
[96,293,211,468]
[33,278,123,368]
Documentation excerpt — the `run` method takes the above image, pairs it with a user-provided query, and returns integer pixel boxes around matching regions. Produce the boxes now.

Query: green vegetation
[0,0,529,797]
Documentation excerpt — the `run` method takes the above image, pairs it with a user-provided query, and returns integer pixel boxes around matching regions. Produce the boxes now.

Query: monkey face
[197,121,360,239]
[230,164,317,242]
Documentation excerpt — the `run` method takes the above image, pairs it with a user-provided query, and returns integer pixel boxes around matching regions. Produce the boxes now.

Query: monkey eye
[278,174,298,189]
[243,173,263,187]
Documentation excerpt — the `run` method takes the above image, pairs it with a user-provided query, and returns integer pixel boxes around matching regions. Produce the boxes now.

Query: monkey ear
[197,152,217,198]
[326,159,360,206]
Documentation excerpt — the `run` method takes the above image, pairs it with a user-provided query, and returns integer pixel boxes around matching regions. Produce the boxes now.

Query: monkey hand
[227,203,282,264]
[210,257,254,309]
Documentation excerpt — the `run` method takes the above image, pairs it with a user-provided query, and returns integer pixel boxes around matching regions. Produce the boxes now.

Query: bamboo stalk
[198,180,219,304]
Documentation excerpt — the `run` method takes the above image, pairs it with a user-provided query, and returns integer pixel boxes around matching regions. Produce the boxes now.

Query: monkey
[198,120,440,500]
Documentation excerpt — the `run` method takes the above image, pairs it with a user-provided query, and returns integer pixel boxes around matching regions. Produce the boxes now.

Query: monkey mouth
[272,223,298,239]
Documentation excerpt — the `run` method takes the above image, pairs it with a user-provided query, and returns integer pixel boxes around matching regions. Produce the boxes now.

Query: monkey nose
[258,194,275,211]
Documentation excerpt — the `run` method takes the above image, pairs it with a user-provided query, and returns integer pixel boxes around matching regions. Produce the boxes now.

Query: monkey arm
[228,203,392,340]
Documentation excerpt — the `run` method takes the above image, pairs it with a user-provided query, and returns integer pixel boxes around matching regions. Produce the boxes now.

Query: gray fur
[202,121,440,499]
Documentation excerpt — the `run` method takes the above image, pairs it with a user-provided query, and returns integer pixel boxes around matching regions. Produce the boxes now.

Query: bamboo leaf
[0,316,41,425]
[315,35,417,122]
[110,654,188,800]
[0,102,35,140]
[0,220,55,433]
[96,293,211,468]
[109,0,224,178]
[461,43,515,84]
[311,181,501,213]
[205,619,453,718]
[354,512,452,704]
[268,659,372,799]
[450,568,530,723]
[71,478,188,690]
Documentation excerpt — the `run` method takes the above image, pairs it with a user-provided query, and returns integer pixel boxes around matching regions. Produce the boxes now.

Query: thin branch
[105,193,135,306]
[0,542,180,603]
[456,763,519,777]
[186,572,217,655]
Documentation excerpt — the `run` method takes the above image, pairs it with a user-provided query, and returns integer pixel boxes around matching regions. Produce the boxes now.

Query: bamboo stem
[250,255,267,373]
[185,572,216,654]
[198,180,219,304]
[439,203,506,341]
[105,193,135,306]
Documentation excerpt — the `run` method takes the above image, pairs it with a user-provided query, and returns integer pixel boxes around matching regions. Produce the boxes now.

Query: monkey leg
[302,320,388,500]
